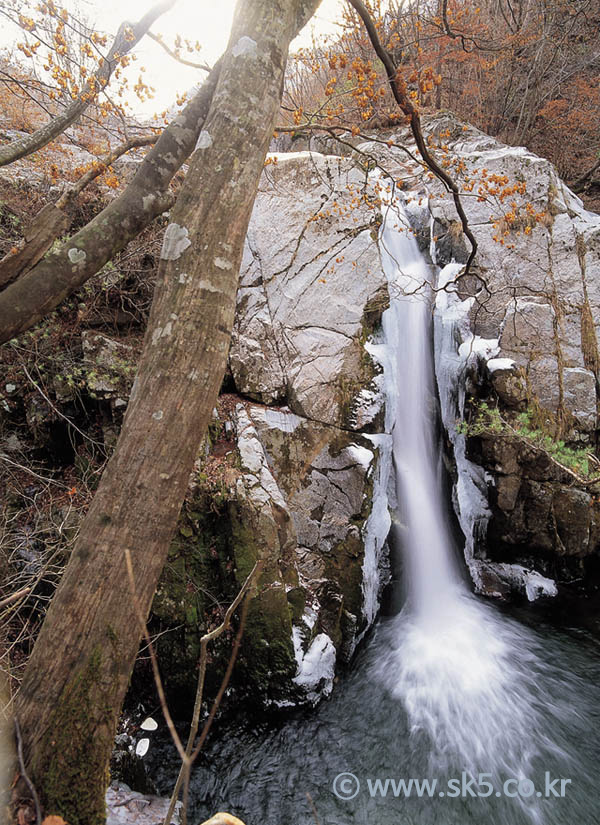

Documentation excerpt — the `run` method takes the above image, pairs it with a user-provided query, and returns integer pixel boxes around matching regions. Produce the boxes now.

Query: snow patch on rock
[292,630,336,704]
[487,357,516,373]
[347,443,374,472]
[106,782,181,825]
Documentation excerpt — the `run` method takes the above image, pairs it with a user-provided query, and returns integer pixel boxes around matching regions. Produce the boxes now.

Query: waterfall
[372,196,572,809]
[145,186,600,825]
[377,207,462,617]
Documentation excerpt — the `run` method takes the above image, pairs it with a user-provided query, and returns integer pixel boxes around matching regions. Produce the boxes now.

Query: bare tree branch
[14,718,42,825]
[147,31,212,72]
[163,562,261,825]
[572,156,600,193]
[346,0,479,278]
[0,0,176,168]
[0,60,222,345]
[0,588,31,610]
[56,133,159,209]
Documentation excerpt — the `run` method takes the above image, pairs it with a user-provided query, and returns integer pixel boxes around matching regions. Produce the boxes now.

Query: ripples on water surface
[149,609,600,825]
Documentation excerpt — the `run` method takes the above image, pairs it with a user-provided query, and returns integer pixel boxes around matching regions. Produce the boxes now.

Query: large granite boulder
[151,152,393,710]
[424,116,600,439]
[229,152,389,429]
[150,400,391,709]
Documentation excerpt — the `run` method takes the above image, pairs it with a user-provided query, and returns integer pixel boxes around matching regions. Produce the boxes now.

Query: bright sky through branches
[12,0,346,116]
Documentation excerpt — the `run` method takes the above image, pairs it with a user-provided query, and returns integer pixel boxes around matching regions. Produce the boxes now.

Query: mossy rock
[149,492,236,707]
[148,466,301,710]
[228,500,300,705]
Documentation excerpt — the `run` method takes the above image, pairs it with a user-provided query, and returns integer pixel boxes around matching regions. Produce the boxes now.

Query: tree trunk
[0,204,68,290]
[14,1,319,823]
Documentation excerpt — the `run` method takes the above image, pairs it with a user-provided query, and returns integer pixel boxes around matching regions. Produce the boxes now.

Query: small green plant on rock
[459,401,600,483]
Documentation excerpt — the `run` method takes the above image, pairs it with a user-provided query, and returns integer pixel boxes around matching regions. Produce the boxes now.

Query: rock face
[428,118,600,433]
[362,113,600,596]
[150,153,392,709]
[151,398,390,708]
[151,124,600,705]
[4,115,598,716]
[230,152,388,429]
[106,782,181,825]
[472,435,600,581]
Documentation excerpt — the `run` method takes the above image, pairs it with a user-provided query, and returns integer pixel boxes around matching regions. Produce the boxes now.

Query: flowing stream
[149,200,600,825]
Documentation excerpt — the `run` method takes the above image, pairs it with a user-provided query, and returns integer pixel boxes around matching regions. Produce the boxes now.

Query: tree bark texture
[14,1,320,823]
[0,204,69,290]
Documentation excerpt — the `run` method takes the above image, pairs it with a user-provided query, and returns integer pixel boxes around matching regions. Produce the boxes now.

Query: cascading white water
[378,211,462,618]
[373,196,573,813]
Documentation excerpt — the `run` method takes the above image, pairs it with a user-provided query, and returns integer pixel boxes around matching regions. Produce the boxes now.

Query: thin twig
[124,549,186,762]
[20,364,107,452]
[0,588,31,610]
[163,562,261,825]
[306,792,322,825]
[14,717,42,825]
[190,593,251,755]
[147,32,212,72]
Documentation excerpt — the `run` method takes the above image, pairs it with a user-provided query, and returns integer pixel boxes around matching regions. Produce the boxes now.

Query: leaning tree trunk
[0,64,221,345]
[14,1,319,822]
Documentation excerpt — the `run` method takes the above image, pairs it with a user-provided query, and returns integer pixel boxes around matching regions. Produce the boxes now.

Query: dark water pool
[147,599,600,825]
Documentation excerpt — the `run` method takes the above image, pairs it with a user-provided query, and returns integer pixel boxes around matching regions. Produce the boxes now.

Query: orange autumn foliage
[281,0,600,202]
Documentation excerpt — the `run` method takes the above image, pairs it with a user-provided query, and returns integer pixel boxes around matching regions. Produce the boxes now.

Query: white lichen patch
[68,247,86,265]
[152,410,164,421]
[196,130,213,150]
[142,194,156,210]
[161,223,191,261]
[214,257,232,270]
[232,35,257,58]
[178,272,190,284]
[151,321,174,345]
[188,368,199,381]
[197,279,221,293]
